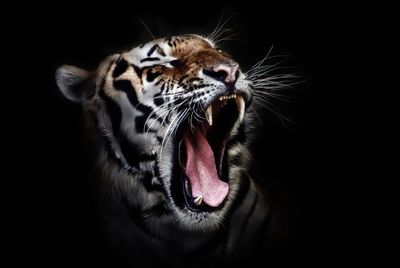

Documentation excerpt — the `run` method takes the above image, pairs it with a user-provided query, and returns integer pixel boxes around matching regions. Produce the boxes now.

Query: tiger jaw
[174,91,246,212]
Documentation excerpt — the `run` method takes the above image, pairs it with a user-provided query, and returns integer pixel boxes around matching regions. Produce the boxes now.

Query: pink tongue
[183,128,229,207]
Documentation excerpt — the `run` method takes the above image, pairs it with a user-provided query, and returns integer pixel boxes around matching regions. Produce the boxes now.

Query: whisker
[247,64,294,78]
[160,108,189,156]
[209,11,231,43]
[213,31,240,47]
[250,106,264,125]
[143,97,189,142]
[253,89,293,102]
[247,57,292,77]
[253,95,294,126]
[248,46,274,71]
[208,10,225,42]
[167,109,189,144]
[143,98,181,130]
[144,106,172,140]
[208,13,235,46]
[140,19,156,40]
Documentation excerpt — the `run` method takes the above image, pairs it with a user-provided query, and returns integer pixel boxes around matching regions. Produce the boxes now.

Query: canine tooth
[194,195,203,206]
[205,105,213,126]
[236,95,245,122]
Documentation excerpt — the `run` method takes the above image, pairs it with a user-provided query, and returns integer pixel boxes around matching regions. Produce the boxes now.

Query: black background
[10,2,339,267]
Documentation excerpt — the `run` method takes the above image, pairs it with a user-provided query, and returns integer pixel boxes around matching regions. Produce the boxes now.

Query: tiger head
[56,34,254,232]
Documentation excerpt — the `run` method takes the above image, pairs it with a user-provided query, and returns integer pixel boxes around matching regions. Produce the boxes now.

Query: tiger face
[56,34,253,232]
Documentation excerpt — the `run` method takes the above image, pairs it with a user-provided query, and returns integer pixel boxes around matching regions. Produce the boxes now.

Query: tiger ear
[55,65,95,103]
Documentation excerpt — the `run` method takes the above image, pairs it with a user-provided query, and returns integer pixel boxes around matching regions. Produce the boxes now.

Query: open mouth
[176,93,245,212]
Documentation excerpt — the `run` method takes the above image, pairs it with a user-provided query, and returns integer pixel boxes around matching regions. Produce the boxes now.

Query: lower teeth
[194,195,203,206]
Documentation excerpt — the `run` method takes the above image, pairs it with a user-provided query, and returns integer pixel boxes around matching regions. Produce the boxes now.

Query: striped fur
[56,34,273,266]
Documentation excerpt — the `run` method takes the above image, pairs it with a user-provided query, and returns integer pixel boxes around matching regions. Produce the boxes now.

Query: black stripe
[165,36,173,47]
[139,154,157,162]
[141,173,160,192]
[229,152,243,167]
[157,46,166,57]
[114,79,154,116]
[136,103,153,115]
[146,69,162,83]
[112,59,128,78]
[188,77,202,82]
[114,80,139,106]
[154,92,164,106]
[135,115,158,134]
[147,44,159,57]
[155,78,164,86]
[140,57,160,63]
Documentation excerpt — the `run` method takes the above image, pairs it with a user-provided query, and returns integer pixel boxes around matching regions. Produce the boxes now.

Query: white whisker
[140,19,156,40]
[160,108,189,156]
[252,89,293,102]
[208,13,235,47]
[253,95,294,126]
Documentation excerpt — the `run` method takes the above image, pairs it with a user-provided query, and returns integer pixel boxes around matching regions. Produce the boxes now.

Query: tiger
[56,34,291,267]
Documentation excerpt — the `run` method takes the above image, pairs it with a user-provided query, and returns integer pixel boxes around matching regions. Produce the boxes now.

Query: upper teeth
[203,94,245,125]
[205,105,213,126]
[218,93,236,101]
[235,95,245,122]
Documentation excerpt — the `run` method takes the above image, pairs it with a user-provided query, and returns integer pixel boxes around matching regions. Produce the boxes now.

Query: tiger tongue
[183,128,229,207]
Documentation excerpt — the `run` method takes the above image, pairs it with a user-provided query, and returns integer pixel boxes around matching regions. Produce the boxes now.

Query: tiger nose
[203,64,239,84]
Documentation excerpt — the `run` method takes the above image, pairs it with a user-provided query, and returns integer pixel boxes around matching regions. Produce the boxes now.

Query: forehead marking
[147,44,159,57]
[141,57,160,63]
[112,59,129,78]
